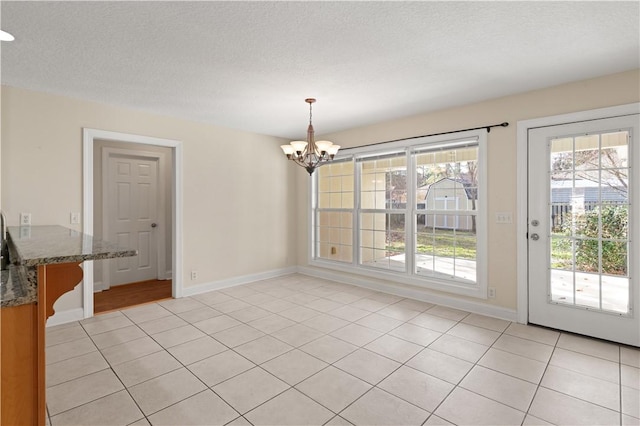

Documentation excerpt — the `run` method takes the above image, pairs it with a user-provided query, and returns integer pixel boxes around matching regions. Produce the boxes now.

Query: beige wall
[298,69,640,311]
[2,69,638,316]
[1,86,297,312]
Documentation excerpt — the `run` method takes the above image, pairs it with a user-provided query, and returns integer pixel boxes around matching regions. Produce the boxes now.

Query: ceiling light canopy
[0,30,15,41]
[280,98,340,175]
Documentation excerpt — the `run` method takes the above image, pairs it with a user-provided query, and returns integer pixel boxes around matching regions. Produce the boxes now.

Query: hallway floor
[94,279,173,314]
[45,274,639,425]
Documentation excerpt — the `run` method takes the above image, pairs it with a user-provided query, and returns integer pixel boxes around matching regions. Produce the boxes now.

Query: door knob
[531,233,539,241]
[151,223,158,228]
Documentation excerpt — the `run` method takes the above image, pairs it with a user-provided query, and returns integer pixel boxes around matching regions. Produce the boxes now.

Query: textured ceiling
[1,1,638,139]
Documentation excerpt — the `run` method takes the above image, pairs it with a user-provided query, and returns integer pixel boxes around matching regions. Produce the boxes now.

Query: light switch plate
[495,212,512,224]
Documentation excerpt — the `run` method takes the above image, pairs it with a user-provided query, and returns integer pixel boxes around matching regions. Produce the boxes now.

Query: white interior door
[105,153,159,285]
[528,114,640,346]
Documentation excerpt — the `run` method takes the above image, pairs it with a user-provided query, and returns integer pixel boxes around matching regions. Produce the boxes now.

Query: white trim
[182,267,298,297]
[46,308,84,327]
[83,128,183,318]
[298,266,517,322]
[516,103,640,325]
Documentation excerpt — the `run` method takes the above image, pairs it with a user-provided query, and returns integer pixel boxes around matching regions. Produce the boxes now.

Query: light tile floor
[45,274,640,426]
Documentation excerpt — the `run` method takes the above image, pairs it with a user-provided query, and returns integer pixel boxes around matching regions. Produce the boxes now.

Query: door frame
[101,147,168,290]
[82,128,183,319]
[516,102,640,324]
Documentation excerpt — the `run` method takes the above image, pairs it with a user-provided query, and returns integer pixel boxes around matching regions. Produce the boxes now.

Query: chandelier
[280,98,340,175]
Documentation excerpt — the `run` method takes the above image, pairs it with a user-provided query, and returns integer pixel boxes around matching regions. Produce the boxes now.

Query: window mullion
[353,160,362,267]
[407,150,416,276]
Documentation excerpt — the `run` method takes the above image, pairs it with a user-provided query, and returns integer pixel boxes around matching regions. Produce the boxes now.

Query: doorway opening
[83,129,183,318]
[94,279,172,314]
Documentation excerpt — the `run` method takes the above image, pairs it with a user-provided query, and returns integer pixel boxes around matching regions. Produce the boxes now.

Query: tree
[551,148,628,197]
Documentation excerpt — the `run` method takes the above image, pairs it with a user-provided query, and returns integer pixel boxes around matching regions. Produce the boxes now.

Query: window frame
[310,129,488,298]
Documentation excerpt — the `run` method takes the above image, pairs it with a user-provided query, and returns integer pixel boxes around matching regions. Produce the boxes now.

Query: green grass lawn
[387,228,477,259]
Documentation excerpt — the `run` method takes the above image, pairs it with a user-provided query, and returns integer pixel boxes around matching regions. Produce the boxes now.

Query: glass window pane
[317,160,354,209]
[601,131,628,168]
[330,176,341,192]
[574,272,600,309]
[330,193,342,208]
[318,193,330,208]
[602,274,629,314]
[315,211,352,264]
[361,191,375,209]
[415,214,476,283]
[550,269,574,305]
[415,146,478,220]
[360,156,407,211]
[550,137,574,172]
[601,241,627,276]
[360,212,405,272]
[574,135,600,171]
[550,237,573,271]
[318,177,330,192]
[600,205,628,241]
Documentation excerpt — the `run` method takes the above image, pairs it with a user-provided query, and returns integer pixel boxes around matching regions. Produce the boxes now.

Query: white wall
[297,69,640,313]
[1,86,298,313]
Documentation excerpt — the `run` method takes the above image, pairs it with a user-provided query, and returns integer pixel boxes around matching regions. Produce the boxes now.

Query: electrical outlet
[70,212,80,224]
[495,212,512,224]
[191,270,198,280]
[488,287,496,298]
[20,212,32,226]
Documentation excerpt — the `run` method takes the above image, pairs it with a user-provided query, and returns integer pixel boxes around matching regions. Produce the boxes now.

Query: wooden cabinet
[1,262,83,426]
[0,302,41,425]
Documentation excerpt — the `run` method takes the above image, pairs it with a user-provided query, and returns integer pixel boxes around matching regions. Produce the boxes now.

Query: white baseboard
[164,269,172,280]
[165,263,517,322]
[93,280,107,292]
[46,308,85,327]
[297,266,518,322]
[182,267,298,297]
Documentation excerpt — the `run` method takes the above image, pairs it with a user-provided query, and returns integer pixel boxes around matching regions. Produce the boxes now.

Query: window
[312,131,487,298]
[414,144,479,284]
[315,161,354,263]
[359,153,407,272]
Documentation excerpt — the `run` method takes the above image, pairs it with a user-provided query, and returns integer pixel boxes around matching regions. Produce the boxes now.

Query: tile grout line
[46,275,634,426]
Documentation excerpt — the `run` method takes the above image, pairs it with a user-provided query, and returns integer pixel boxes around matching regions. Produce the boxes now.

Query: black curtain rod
[338,122,509,151]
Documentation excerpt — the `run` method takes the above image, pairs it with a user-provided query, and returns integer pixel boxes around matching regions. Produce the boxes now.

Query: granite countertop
[8,225,137,266]
[1,225,137,308]
[0,265,36,308]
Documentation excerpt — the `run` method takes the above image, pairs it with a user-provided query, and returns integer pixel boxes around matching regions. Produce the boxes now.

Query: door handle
[151,223,158,228]
[530,233,539,241]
